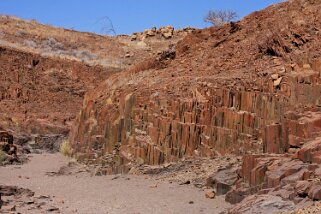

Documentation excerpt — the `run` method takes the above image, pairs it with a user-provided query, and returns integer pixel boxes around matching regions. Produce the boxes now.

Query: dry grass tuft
[0,150,5,163]
[60,140,72,157]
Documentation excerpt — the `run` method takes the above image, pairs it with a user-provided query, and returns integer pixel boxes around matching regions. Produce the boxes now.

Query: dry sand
[0,153,230,214]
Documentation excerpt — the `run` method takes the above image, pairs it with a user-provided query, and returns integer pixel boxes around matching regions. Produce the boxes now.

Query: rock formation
[67,0,321,210]
[69,0,321,171]
[0,16,185,138]
[1,0,321,212]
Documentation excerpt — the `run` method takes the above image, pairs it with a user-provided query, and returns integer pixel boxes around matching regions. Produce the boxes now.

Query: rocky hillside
[68,0,321,211]
[0,15,191,69]
[0,46,112,135]
[0,16,189,137]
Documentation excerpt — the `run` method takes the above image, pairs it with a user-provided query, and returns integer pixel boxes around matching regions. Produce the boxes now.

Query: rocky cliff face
[69,0,321,175]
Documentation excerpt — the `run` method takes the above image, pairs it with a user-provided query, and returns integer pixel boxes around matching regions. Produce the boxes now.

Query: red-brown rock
[205,191,216,199]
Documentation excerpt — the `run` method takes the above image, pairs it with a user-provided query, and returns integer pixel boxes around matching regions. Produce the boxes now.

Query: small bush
[72,50,97,61]
[42,37,64,51]
[24,40,38,48]
[60,140,72,157]
[15,30,27,37]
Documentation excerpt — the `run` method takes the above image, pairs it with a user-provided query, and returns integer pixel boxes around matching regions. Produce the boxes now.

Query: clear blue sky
[0,0,281,35]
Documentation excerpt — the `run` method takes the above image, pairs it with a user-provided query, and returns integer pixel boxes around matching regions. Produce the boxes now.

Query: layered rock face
[70,61,321,173]
[69,0,321,175]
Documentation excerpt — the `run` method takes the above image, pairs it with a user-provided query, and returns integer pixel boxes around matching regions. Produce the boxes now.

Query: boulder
[130,34,138,41]
[144,29,156,37]
[280,168,309,186]
[308,184,321,200]
[295,180,312,197]
[271,73,279,80]
[160,26,174,39]
[225,186,257,204]
[205,190,216,199]
[295,138,321,164]
[273,77,283,86]
[209,167,238,195]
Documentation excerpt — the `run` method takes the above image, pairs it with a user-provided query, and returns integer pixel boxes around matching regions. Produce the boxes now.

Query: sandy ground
[0,153,230,214]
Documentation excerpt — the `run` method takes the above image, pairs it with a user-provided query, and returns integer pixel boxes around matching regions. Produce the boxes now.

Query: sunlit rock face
[69,0,321,173]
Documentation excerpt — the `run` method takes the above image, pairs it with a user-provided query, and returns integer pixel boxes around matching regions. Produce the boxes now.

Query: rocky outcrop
[207,166,239,195]
[69,61,321,173]
[228,133,321,209]
[130,26,195,41]
[159,26,174,39]
[69,0,321,175]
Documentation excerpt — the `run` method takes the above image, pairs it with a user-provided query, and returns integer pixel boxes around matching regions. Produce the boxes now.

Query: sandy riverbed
[0,153,230,214]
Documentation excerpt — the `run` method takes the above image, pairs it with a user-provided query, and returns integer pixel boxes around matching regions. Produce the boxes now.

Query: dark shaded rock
[47,206,60,212]
[180,180,191,185]
[0,130,13,144]
[209,167,238,195]
[0,185,34,197]
[29,134,66,153]
[0,193,2,209]
[226,188,249,204]
[225,185,261,204]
